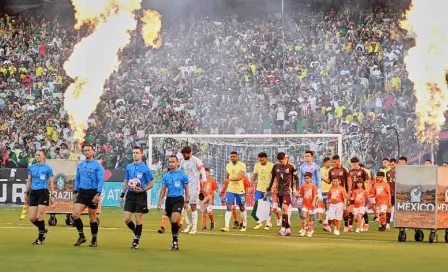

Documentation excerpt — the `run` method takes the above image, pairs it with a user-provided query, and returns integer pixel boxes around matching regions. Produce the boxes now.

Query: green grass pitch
[0,206,447,272]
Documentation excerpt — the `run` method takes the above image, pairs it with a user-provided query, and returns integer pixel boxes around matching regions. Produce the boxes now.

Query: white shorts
[273,203,279,209]
[200,196,213,213]
[302,207,315,215]
[327,202,344,221]
[189,191,199,205]
[376,204,387,213]
[353,207,366,216]
[315,207,324,213]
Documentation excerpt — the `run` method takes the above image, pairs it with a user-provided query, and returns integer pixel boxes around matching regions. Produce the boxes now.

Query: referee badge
[40,174,46,180]
[88,171,92,176]
[175,181,181,187]
[137,173,143,179]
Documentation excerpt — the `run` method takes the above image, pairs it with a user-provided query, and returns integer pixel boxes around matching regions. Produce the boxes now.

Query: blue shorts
[322,192,328,205]
[255,190,272,203]
[226,192,246,206]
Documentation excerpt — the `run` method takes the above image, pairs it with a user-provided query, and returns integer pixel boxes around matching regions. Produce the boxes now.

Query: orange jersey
[200,178,218,203]
[351,188,368,208]
[299,183,318,209]
[243,175,250,190]
[328,186,347,204]
[371,182,390,205]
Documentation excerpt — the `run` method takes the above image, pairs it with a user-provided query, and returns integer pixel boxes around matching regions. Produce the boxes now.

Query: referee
[72,144,105,247]
[120,146,154,250]
[24,149,55,245]
[157,155,189,251]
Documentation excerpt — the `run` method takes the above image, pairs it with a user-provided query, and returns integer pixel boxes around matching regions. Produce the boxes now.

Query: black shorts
[29,189,49,207]
[75,189,98,209]
[124,191,148,214]
[391,196,395,206]
[277,194,291,207]
[165,196,184,217]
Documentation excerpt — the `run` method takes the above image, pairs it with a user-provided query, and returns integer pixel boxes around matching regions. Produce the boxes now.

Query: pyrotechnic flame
[63,0,162,142]
[401,0,448,144]
[141,10,162,48]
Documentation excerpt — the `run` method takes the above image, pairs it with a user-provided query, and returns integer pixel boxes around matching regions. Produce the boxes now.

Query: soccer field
[0,207,446,272]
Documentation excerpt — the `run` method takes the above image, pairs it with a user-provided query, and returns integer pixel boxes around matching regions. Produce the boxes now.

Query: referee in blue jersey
[24,149,55,245]
[120,146,154,250]
[157,155,189,251]
[72,144,105,247]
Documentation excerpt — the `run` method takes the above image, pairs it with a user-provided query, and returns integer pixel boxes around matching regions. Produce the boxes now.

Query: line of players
[24,143,404,250]
[155,149,406,238]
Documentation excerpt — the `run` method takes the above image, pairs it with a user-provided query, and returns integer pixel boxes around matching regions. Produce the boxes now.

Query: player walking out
[72,145,105,247]
[24,150,55,245]
[157,155,189,250]
[220,151,248,232]
[266,152,299,236]
[326,177,347,235]
[347,157,369,232]
[179,146,207,234]
[385,158,397,229]
[298,150,321,224]
[327,155,349,231]
[120,146,154,249]
[318,157,332,225]
[252,152,274,230]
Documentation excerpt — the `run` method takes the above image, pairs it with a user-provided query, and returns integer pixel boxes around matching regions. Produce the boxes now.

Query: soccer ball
[128,178,141,191]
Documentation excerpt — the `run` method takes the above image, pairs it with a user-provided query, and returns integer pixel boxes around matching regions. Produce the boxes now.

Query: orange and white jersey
[299,183,318,209]
[351,189,368,208]
[371,182,390,206]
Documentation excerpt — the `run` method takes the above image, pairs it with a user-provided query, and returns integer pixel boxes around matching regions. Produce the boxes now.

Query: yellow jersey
[253,161,274,192]
[320,166,332,193]
[226,161,246,194]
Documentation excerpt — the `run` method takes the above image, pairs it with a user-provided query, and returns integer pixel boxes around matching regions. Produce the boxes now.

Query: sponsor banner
[436,167,448,229]
[0,169,27,204]
[101,182,123,207]
[395,165,437,229]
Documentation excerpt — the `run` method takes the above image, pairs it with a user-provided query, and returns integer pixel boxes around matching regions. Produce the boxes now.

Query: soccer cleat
[307,231,314,237]
[130,243,139,250]
[238,223,243,229]
[240,226,247,232]
[373,216,378,222]
[334,230,341,236]
[355,228,361,233]
[202,226,207,231]
[284,229,292,236]
[232,222,239,229]
[378,225,386,231]
[32,239,43,245]
[189,230,198,235]
[343,226,349,232]
[74,237,87,246]
[89,241,97,247]
[386,224,391,230]
[264,224,271,230]
[220,227,230,232]
[210,223,215,230]
[158,227,165,234]
[183,224,192,233]
[299,229,305,235]
[253,223,263,230]
[323,225,331,232]
[42,227,48,242]
[169,242,179,251]
[348,226,353,232]
[277,230,285,236]
[300,230,306,237]
[276,218,282,227]
[317,220,323,225]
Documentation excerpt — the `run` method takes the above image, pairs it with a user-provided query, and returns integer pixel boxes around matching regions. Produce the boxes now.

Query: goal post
[147,134,342,209]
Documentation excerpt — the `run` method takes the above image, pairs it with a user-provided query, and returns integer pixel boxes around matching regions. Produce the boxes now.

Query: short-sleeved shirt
[352,189,368,208]
[253,161,274,192]
[299,183,318,208]
[386,168,396,196]
[125,162,153,192]
[200,178,218,203]
[371,182,390,205]
[328,186,347,204]
[28,163,53,190]
[180,155,205,188]
[349,168,369,190]
[320,166,332,193]
[226,161,246,194]
[162,169,189,197]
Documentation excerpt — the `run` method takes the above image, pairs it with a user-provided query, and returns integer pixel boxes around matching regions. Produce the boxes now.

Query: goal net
[147,134,342,209]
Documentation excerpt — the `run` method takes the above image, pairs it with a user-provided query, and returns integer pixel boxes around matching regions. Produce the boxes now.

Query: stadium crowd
[0,0,430,170]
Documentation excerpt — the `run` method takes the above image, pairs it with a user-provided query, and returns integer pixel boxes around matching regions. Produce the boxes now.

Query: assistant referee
[72,144,105,247]
[157,155,189,251]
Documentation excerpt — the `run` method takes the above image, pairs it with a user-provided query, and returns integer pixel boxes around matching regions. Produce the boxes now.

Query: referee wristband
[120,193,125,198]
